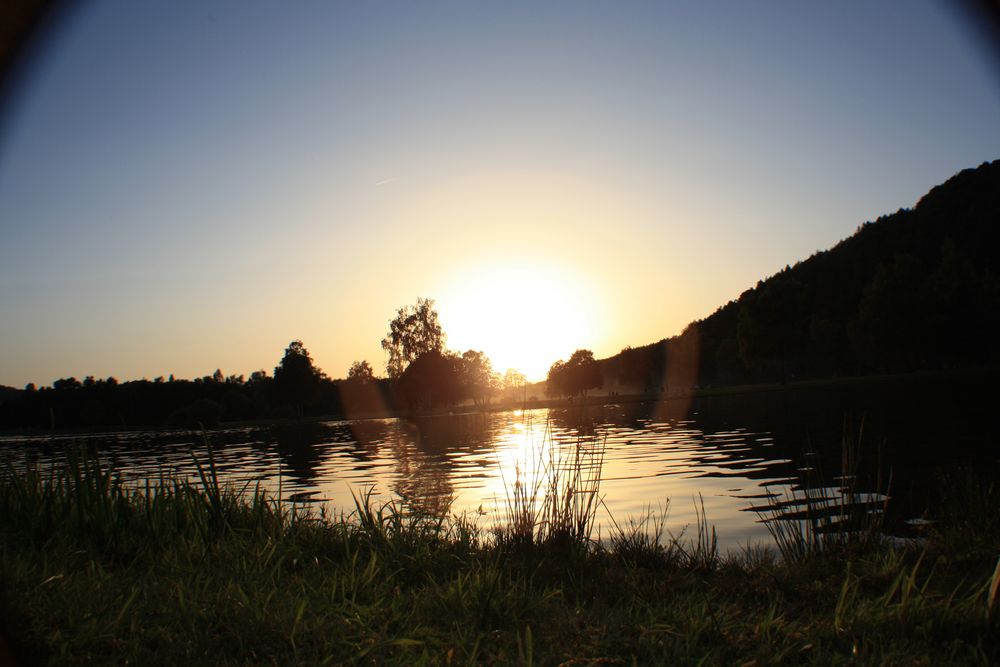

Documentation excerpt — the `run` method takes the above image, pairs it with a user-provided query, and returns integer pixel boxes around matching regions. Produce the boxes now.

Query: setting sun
[436,259,606,381]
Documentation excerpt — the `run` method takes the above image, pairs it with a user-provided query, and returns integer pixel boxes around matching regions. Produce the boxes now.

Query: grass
[754,421,892,563]
[493,422,605,555]
[0,445,998,665]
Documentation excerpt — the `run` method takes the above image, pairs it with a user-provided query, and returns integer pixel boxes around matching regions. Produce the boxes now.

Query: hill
[601,160,1000,392]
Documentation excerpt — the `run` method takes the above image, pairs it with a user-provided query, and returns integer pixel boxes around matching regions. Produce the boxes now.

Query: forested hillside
[603,160,1000,391]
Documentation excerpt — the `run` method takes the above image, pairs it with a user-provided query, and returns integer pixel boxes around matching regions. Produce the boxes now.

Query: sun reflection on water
[0,406,845,552]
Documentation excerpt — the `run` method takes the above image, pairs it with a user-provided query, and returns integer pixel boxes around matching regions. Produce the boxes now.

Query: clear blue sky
[1,1,998,386]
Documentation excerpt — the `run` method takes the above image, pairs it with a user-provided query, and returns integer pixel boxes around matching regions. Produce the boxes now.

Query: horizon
[1,151,994,392]
[1,153,989,391]
[2,2,1000,387]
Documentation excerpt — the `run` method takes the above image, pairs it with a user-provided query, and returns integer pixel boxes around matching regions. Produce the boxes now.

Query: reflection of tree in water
[546,407,598,436]
[388,433,453,518]
[269,423,335,486]
[406,413,497,452]
[378,414,497,518]
[268,421,400,488]
[346,420,393,456]
[547,400,696,434]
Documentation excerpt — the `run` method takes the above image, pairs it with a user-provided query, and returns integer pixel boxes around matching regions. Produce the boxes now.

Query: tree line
[0,293,605,430]
[0,300,536,430]
[3,160,998,428]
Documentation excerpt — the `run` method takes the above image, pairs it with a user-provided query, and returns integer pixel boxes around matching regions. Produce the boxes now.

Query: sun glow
[437,259,605,381]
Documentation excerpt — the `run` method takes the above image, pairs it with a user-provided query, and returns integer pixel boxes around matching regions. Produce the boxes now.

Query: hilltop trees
[737,276,809,382]
[850,252,926,373]
[600,160,1000,387]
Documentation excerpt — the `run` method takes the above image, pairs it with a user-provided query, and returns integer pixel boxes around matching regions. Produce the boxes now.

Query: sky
[1,1,999,386]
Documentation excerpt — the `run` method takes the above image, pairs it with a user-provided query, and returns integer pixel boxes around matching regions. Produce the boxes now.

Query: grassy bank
[1,450,998,665]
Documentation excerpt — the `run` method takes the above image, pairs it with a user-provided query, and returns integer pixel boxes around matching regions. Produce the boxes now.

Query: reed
[604,501,679,569]
[493,419,606,555]
[755,421,890,562]
[670,493,719,570]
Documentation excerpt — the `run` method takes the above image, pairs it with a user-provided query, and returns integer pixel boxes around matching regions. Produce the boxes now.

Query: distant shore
[2,365,997,438]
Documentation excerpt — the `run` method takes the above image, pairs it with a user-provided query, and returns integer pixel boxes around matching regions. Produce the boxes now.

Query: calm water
[6,375,998,551]
[0,396,915,552]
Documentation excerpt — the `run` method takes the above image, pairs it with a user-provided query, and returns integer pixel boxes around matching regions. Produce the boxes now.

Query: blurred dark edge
[954,0,1000,82]
[0,0,80,156]
[0,4,64,661]
[0,1,79,92]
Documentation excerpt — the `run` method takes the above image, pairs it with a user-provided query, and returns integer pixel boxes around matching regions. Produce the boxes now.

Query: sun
[437,258,604,381]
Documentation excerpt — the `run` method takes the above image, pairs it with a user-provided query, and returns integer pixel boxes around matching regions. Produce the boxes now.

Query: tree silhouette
[737,276,809,381]
[397,349,463,410]
[501,368,527,402]
[546,349,603,398]
[381,297,445,378]
[850,253,924,373]
[341,360,384,416]
[347,360,376,383]
[53,377,81,391]
[616,345,653,391]
[460,350,498,407]
[274,340,323,415]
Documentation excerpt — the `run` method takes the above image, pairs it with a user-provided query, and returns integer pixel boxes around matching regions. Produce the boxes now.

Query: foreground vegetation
[1,450,998,665]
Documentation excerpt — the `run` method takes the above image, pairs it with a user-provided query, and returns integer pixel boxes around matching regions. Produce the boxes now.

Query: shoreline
[2,365,997,438]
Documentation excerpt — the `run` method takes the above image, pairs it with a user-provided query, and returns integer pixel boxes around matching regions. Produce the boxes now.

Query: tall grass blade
[988,555,1000,619]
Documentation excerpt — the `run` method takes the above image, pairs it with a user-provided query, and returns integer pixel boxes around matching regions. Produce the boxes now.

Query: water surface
[2,401,887,552]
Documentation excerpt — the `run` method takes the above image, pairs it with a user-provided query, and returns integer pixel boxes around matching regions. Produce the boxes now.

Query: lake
[2,375,996,552]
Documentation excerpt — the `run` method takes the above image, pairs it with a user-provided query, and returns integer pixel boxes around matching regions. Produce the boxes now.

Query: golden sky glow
[436,257,607,381]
